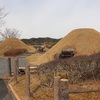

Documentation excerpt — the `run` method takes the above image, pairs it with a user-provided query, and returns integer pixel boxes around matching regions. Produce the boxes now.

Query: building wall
[0,57,29,78]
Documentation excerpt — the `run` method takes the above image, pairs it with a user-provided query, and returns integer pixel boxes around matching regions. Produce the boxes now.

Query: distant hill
[21,37,61,45]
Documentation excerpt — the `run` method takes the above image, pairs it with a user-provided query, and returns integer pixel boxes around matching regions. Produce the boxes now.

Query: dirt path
[0,79,14,100]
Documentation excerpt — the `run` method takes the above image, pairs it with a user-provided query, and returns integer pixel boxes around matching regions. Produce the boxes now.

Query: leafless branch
[0,8,8,27]
[0,28,21,39]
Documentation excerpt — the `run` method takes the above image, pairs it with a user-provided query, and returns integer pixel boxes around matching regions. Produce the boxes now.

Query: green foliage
[21,37,60,45]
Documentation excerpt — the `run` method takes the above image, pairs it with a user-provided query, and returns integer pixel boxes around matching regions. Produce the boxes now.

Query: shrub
[37,53,100,85]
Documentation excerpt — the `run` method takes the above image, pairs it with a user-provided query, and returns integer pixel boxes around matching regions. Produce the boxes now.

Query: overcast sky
[0,0,100,39]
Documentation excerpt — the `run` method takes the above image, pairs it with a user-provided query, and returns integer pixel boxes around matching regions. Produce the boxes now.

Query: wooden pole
[60,79,69,100]
[54,76,61,100]
[25,66,31,99]
[16,57,19,76]
[14,57,17,84]
[8,57,12,77]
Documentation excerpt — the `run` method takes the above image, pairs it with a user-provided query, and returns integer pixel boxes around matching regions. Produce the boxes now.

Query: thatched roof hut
[0,38,36,57]
[28,28,100,65]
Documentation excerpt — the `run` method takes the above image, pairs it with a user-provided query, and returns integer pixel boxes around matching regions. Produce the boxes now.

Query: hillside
[29,28,100,65]
[21,37,60,45]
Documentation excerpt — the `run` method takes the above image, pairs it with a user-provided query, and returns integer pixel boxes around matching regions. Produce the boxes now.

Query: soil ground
[0,79,14,100]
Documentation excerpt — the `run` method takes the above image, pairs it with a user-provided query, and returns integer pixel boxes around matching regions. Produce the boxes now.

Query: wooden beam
[60,79,69,100]
[16,57,19,76]
[54,76,61,100]
[14,57,18,84]
[8,57,12,77]
[25,66,31,99]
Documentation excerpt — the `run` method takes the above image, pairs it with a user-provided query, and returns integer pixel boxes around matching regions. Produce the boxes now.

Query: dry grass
[30,28,100,65]
[25,53,43,64]
[70,80,100,100]
[11,73,53,100]
[11,73,100,100]
[69,92,100,100]
[4,48,27,57]
[0,38,36,56]
[28,45,37,52]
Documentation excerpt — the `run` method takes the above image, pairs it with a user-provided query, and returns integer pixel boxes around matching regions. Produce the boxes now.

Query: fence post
[54,76,61,100]
[14,57,18,84]
[25,66,31,99]
[60,79,69,100]
[8,57,12,77]
[16,57,19,76]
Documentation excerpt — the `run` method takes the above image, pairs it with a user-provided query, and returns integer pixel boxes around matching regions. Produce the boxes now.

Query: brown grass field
[11,73,100,100]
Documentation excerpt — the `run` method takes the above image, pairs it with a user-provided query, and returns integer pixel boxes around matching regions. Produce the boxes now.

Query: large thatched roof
[27,28,100,65]
[0,38,36,56]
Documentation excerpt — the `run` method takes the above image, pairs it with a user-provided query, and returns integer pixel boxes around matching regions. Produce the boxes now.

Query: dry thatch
[30,28,100,65]
[25,53,43,63]
[0,38,36,57]
[4,48,28,57]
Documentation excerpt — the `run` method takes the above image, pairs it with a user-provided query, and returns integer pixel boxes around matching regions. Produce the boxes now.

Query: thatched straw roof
[27,28,100,65]
[0,38,36,57]
[25,53,43,63]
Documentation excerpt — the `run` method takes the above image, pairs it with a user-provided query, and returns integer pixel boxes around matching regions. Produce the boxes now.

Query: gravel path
[0,79,14,100]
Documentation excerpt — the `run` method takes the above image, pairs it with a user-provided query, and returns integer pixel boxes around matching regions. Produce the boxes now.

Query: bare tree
[0,28,21,39]
[0,8,7,27]
[0,8,8,40]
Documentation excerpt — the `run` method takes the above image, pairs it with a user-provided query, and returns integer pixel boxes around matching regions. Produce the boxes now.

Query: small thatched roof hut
[0,38,36,57]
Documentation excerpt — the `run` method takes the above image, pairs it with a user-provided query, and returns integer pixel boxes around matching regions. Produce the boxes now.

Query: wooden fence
[54,76,100,100]
[7,57,100,100]
[54,76,69,100]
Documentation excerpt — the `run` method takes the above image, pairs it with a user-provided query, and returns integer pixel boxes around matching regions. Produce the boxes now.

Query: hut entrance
[59,49,75,59]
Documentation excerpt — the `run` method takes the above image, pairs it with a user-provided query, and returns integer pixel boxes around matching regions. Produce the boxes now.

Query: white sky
[0,0,100,39]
